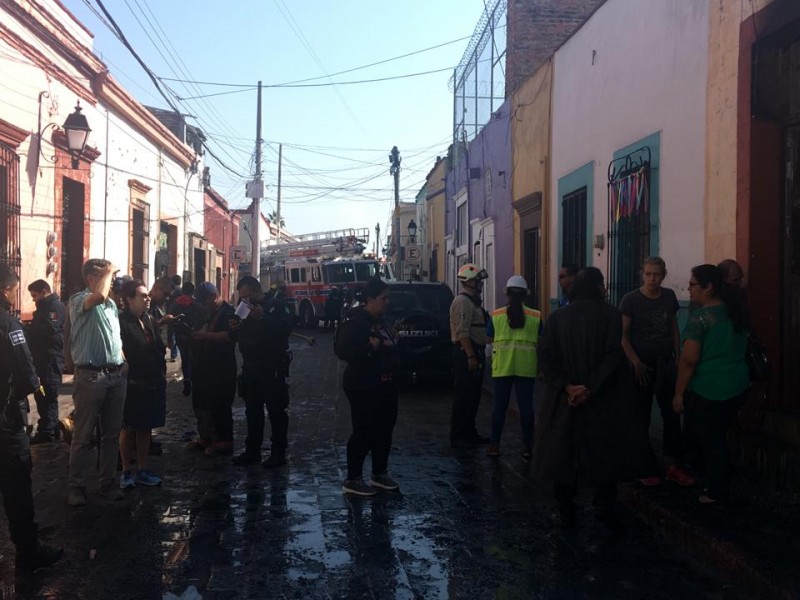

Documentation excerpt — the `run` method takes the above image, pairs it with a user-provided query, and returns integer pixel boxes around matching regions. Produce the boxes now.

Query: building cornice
[128,178,152,195]
[0,117,29,148]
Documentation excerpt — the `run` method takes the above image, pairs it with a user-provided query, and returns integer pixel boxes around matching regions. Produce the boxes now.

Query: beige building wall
[511,60,552,306]
[425,159,446,281]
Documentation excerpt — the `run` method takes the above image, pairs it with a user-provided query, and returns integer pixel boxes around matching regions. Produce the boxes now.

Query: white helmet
[505,275,529,293]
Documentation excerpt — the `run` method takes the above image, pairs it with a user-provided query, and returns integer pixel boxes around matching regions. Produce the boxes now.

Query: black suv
[384,281,454,382]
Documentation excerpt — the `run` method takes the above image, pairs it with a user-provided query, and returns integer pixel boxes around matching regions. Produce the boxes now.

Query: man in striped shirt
[66,259,127,507]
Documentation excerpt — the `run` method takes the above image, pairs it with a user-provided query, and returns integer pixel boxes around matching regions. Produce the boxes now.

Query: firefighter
[0,264,62,571]
[232,276,292,468]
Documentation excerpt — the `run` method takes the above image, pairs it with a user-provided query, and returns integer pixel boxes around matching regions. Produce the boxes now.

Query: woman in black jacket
[118,280,167,489]
[335,278,399,497]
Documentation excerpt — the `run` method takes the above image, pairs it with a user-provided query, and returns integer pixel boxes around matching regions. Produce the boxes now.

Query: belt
[76,364,124,373]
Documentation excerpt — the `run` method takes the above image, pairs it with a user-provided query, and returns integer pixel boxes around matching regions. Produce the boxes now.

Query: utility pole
[389,146,401,278]
[251,80,262,278]
[276,143,282,243]
[375,222,380,257]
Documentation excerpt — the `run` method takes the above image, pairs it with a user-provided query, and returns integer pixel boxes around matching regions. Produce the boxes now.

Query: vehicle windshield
[387,286,453,315]
[325,261,379,284]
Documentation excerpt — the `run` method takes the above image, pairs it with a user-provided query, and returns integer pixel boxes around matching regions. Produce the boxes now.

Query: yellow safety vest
[490,306,540,378]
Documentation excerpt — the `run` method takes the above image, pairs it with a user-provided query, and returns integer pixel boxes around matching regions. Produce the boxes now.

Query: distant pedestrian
[168,282,198,396]
[449,263,490,450]
[558,263,579,307]
[620,257,694,487]
[66,259,127,507]
[167,274,182,360]
[0,264,63,570]
[26,279,65,444]
[117,280,166,489]
[486,276,541,460]
[148,277,174,353]
[534,267,654,531]
[673,265,749,505]
[324,288,340,331]
[232,276,292,469]
[717,259,744,289]
[335,278,400,496]
[188,282,238,457]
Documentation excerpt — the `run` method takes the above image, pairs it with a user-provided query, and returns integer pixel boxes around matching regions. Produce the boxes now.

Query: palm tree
[267,210,286,229]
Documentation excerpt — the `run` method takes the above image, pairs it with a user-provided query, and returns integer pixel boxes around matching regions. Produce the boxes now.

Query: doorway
[194,247,206,284]
[60,178,85,298]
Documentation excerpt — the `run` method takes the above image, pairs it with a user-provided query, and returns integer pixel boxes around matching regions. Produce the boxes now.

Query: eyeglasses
[136,293,150,299]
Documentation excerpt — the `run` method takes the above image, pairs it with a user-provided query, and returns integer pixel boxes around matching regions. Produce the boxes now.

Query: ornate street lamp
[407,219,417,244]
[62,102,91,169]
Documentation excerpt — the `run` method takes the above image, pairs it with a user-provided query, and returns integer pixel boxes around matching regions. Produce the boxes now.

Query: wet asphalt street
[0,330,740,600]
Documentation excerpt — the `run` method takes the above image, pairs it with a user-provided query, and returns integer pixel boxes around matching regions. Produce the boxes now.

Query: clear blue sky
[61,0,489,243]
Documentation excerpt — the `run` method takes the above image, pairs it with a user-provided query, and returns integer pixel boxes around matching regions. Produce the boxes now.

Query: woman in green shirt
[673,264,748,505]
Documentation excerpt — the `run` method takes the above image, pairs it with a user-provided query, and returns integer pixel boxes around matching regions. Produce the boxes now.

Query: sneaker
[262,455,287,469]
[67,487,87,507]
[521,447,532,461]
[119,471,136,489]
[665,465,696,487]
[486,444,501,458]
[15,543,63,572]
[100,484,125,501]
[29,432,56,445]
[135,470,162,487]
[342,479,377,497]
[639,476,663,487]
[232,452,261,466]
[186,438,210,452]
[369,473,399,491]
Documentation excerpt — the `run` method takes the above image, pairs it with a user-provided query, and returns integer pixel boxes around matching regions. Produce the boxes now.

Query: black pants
[554,482,617,514]
[345,386,398,480]
[636,357,682,462]
[192,377,236,443]
[685,390,743,500]
[34,383,60,438]
[0,425,38,552]
[450,345,485,442]
[242,362,289,457]
[177,338,192,382]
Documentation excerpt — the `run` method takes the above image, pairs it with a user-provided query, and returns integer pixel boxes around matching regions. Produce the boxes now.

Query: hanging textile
[609,167,649,224]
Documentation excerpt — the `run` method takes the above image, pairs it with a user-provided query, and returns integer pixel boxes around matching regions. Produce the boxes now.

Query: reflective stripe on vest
[490,306,540,378]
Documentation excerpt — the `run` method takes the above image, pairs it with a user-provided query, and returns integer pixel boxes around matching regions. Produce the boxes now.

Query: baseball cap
[194,282,218,303]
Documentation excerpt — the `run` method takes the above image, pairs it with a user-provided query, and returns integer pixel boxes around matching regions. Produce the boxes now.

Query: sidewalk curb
[620,485,796,600]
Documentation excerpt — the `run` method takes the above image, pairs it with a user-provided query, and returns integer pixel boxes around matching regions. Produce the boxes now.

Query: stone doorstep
[620,484,798,600]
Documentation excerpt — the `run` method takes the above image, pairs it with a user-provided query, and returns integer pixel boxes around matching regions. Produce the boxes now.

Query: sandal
[698,494,721,505]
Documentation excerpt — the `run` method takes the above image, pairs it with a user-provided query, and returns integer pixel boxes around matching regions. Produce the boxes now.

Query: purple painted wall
[445,101,514,309]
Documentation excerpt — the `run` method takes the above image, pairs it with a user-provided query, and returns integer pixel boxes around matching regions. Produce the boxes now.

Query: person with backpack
[334,278,400,497]
[486,276,541,460]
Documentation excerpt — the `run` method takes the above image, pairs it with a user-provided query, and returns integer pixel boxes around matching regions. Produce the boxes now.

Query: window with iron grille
[456,202,467,247]
[561,187,587,269]
[607,149,652,306]
[0,143,20,269]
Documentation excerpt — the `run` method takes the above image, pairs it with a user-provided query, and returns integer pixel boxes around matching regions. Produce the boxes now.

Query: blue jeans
[491,376,535,447]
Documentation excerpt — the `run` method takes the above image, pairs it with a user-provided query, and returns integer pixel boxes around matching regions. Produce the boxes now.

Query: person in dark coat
[231,276,292,468]
[168,282,199,396]
[188,282,238,457]
[335,278,400,497]
[26,279,65,443]
[0,265,62,571]
[117,280,166,488]
[534,267,654,531]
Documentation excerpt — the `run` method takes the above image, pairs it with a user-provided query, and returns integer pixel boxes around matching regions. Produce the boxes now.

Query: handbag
[745,335,771,382]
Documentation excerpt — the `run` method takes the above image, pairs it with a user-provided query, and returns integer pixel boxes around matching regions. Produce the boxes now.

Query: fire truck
[260,228,394,327]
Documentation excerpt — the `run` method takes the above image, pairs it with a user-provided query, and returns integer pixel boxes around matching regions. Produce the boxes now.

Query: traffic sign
[406,245,420,261]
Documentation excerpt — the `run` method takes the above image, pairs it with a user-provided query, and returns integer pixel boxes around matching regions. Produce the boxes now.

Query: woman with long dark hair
[334,278,400,497]
[534,267,653,530]
[673,264,748,504]
[117,279,166,488]
[486,276,541,460]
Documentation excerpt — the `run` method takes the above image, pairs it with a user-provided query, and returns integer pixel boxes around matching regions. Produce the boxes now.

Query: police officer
[26,279,65,444]
[232,276,292,468]
[0,265,62,571]
[449,263,491,449]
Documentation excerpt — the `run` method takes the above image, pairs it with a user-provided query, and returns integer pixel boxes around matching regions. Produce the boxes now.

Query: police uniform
[235,296,292,465]
[0,298,43,555]
[27,292,65,440]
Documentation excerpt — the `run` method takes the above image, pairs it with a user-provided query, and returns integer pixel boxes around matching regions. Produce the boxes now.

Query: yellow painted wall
[705,0,776,262]
[510,59,552,308]
[425,159,447,281]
